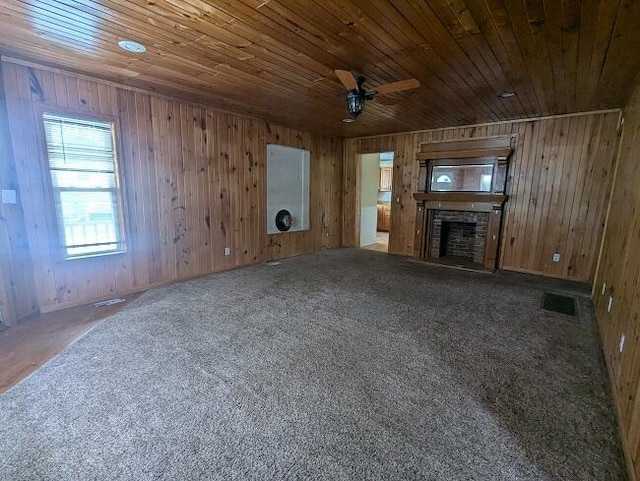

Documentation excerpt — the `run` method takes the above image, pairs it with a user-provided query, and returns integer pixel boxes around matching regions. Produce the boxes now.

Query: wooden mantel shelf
[413,193,507,204]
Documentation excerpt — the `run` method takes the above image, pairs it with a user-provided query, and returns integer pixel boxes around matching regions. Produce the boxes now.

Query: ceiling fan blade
[334,69,358,90]
[372,96,399,106]
[375,78,421,95]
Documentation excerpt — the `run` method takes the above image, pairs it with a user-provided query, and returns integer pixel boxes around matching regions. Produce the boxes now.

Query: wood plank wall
[1,60,342,313]
[0,62,37,326]
[343,111,621,282]
[593,77,640,481]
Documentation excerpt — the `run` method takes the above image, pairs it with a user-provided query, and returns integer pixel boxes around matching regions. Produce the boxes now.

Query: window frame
[426,157,498,194]
[38,108,128,261]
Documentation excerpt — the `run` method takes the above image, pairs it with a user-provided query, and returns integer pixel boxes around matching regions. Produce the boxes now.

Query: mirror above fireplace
[430,162,494,193]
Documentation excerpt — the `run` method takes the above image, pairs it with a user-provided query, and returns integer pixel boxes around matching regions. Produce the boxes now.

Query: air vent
[541,292,577,317]
[94,298,126,307]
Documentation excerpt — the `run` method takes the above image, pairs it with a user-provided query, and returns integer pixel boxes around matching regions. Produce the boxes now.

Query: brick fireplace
[430,211,489,265]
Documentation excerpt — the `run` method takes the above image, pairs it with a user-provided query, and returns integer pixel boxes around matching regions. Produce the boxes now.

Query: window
[42,113,125,258]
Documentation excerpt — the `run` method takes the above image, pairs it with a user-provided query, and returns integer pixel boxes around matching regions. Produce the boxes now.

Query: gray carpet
[0,248,626,480]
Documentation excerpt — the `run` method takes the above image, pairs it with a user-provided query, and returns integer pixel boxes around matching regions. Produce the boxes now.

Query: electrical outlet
[619,333,626,353]
[601,282,607,295]
[607,296,613,313]
[552,252,561,263]
[224,246,231,256]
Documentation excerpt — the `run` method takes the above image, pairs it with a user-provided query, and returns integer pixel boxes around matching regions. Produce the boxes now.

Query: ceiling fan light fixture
[346,91,365,117]
[498,91,516,99]
[118,40,147,53]
[342,118,355,123]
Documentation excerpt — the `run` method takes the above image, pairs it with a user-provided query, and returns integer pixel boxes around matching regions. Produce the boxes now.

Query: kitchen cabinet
[379,167,393,192]
[377,203,391,232]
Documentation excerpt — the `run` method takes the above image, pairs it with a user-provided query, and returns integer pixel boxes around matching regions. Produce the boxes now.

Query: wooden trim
[416,147,512,160]
[413,204,426,258]
[428,157,499,167]
[420,201,499,213]
[33,105,66,261]
[418,136,512,159]
[499,266,591,283]
[591,111,624,297]
[420,135,512,151]
[348,109,623,141]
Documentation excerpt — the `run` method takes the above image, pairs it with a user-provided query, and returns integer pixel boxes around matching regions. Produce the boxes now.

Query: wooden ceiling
[0,1,638,137]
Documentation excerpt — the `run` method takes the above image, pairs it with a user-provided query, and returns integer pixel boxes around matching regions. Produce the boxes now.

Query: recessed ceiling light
[118,40,147,53]
[498,92,516,99]
[342,118,355,123]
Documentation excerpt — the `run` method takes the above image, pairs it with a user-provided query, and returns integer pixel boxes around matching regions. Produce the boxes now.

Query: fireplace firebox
[431,212,489,265]
[440,221,476,259]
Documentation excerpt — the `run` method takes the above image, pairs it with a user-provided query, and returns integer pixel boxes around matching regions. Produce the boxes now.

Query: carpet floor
[0,248,626,480]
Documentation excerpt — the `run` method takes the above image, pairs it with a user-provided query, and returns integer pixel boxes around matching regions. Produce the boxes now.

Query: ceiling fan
[334,70,420,119]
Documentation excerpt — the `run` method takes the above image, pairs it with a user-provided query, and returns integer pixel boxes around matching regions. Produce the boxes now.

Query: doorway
[359,152,393,252]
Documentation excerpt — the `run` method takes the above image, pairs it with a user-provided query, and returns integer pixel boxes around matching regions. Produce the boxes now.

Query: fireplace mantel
[412,137,513,271]
[412,193,507,213]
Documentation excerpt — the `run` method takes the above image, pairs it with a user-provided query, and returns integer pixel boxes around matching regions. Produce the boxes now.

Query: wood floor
[0,295,139,393]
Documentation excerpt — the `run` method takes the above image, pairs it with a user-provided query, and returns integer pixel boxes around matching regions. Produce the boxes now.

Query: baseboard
[37,282,159,314]
[500,265,590,284]
[37,256,269,314]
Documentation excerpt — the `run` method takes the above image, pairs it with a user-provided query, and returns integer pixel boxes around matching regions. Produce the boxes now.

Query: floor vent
[541,292,577,317]
[94,298,126,307]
